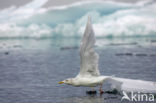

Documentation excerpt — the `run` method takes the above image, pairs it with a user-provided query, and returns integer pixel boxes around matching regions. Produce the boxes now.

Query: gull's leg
[99,84,104,94]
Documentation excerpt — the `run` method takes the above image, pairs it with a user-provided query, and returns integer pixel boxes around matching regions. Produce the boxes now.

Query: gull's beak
[58,81,64,84]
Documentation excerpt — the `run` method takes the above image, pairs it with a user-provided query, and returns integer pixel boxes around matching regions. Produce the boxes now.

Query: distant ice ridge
[0,0,156,38]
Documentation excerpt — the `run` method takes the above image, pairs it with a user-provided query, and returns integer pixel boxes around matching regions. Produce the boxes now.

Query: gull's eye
[66,80,68,82]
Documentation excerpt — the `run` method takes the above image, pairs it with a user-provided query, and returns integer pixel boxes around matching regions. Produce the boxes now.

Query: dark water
[0,37,156,103]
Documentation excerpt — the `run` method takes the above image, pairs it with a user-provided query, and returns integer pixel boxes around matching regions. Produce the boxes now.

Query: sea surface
[0,37,156,103]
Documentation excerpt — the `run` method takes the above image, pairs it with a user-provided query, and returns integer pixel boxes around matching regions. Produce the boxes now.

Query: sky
[0,0,145,9]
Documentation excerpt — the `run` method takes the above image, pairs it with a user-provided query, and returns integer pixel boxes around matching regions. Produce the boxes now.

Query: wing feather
[106,76,156,93]
[77,17,100,77]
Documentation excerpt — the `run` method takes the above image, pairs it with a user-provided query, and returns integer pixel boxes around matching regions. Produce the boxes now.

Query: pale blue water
[0,37,156,103]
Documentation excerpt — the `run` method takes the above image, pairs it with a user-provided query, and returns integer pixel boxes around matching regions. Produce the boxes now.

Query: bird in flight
[58,17,156,94]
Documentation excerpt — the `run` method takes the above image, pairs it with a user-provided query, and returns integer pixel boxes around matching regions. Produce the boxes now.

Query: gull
[59,17,105,94]
[58,17,156,94]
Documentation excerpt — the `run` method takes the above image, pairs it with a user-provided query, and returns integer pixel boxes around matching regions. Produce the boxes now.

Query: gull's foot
[86,90,97,95]
[100,90,104,94]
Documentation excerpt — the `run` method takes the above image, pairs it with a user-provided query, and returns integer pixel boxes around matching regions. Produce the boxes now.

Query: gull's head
[58,78,73,85]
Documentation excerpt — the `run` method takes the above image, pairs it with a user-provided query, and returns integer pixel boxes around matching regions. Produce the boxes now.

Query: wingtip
[87,15,92,24]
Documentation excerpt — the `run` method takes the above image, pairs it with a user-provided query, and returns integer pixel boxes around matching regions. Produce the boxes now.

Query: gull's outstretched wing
[106,76,156,93]
[77,17,100,77]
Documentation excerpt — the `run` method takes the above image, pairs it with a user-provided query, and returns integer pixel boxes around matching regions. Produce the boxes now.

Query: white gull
[59,17,156,94]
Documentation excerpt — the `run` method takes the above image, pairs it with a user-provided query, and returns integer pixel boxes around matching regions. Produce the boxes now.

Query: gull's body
[59,17,156,94]
[68,76,107,87]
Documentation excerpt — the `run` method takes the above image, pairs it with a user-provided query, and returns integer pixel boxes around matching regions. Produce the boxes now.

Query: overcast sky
[0,0,145,10]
